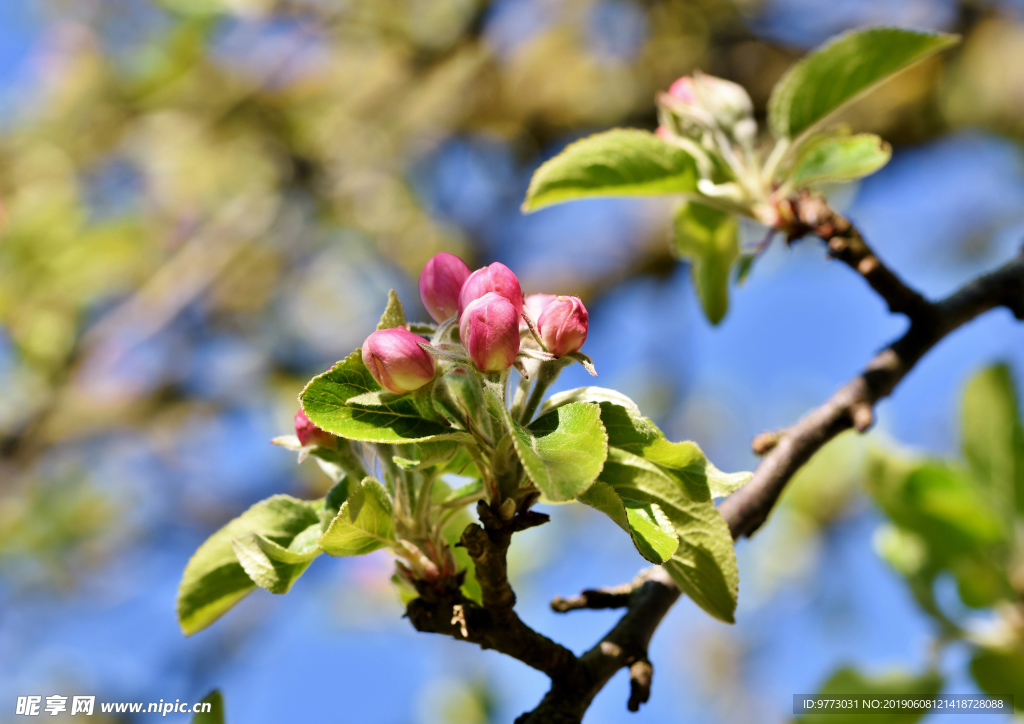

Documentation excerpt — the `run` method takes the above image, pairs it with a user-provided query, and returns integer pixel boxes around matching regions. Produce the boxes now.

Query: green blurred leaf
[393,440,461,471]
[961,363,1024,521]
[672,201,739,326]
[970,648,1024,711]
[579,481,679,564]
[231,530,319,594]
[522,129,699,212]
[797,666,943,724]
[191,690,223,724]
[377,289,408,330]
[177,495,321,635]
[514,402,608,501]
[867,454,1013,609]
[301,351,470,445]
[319,477,396,556]
[769,28,958,140]
[789,133,891,186]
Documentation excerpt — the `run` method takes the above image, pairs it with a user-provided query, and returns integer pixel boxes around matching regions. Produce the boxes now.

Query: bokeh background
[2,0,1024,722]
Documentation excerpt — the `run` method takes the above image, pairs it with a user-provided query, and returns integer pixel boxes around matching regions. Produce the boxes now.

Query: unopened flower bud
[693,72,753,127]
[294,409,333,448]
[419,252,472,323]
[522,293,557,329]
[362,327,436,393]
[668,75,697,104]
[457,262,524,318]
[537,296,588,357]
[459,292,521,372]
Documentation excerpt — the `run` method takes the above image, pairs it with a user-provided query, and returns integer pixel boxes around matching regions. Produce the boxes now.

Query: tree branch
[520,238,1023,720]
[404,204,1024,722]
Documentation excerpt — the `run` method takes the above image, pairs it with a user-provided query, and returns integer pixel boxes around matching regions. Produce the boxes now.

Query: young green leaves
[177,495,324,635]
[522,129,699,212]
[768,28,958,142]
[577,397,750,623]
[520,27,959,326]
[300,351,468,445]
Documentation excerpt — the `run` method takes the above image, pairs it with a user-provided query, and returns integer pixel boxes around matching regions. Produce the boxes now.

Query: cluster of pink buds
[358,253,590,391]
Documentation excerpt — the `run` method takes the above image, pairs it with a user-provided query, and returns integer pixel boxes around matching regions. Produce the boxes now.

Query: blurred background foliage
[2,0,1024,722]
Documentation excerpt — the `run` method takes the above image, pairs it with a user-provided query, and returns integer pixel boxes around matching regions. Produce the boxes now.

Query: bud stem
[518,358,571,424]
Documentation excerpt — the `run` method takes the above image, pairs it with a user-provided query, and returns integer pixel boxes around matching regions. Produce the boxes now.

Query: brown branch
[720,246,1024,539]
[779,191,933,320]
[517,240,1023,721]
[405,207,1024,722]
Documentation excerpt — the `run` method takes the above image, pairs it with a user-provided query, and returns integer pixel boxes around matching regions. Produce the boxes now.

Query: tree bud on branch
[419,252,472,323]
[458,262,524,318]
[537,296,588,357]
[362,327,437,393]
[459,292,521,372]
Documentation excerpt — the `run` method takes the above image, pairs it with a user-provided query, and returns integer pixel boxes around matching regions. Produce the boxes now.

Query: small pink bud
[537,296,588,357]
[457,262,524,318]
[655,125,674,141]
[362,327,437,393]
[419,252,472,323]
[459,292,521,372]
[522,293,557,329]
[295,410,333,447]
[668,75,697,104]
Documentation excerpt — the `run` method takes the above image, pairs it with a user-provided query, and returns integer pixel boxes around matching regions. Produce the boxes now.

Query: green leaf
[579,481,678,563]
[539,386,642,418]
[522,129,699,212]
[768,28,958,140]
[177,495,321,635]
[584,400,745,622]
[512,402,608,501]
[970,648,1024,711]
[797,666,943,724]
[393,440,460,471]
[231,530,319,594]
[789,133,891,186]
[705,460,753,498]
[301,351,470,445]
[598,447,739,622]
[191,690,224,724]
[961,363,1024,520]
[377,289,407,330]
[319,477,396,556]
[672,201,739,325]
[867,454,1013,608]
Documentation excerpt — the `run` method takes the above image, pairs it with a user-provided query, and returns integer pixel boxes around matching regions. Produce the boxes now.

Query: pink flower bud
[459,292,521,372]
[668,76,697,104]
[521,293,557,329]
[537,296,588,357]
[457,262,524,318]
[419,252,472,323]
[362,327,437,393]
[655,125,674,141]
[295,410,333,447]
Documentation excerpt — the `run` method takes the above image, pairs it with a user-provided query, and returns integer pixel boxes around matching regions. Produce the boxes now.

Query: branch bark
[405,199,1024,723]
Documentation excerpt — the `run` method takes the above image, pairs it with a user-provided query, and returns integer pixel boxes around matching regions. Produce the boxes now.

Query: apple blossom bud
[457,262,524,318]
[459,292,521,372]
[655,125,674,141]
[294,410,333,448]
[537,296,588,357]
[521,293,557,329]
[668,75,697,104]
[362,327,436,393]
[419,252,472,322]
[693,72,753,126]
